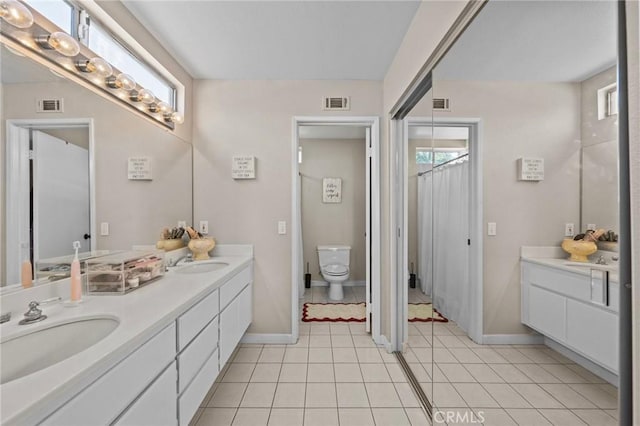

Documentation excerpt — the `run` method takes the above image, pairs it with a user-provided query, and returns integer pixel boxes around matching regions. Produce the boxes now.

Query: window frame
[83,15,177,108]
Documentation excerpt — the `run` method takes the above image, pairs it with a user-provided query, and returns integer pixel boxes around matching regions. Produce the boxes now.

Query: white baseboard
[241,333,295,345]
[544,338,618,386]
[481,334,544,345]
[310,280,366,287]
[378,334,393,352]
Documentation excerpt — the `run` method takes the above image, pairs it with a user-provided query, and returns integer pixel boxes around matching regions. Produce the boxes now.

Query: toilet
[317,245,351,301]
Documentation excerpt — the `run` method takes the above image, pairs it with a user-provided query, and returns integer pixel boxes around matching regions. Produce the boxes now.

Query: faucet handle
[23,301,43,321]
[19,297,60,325]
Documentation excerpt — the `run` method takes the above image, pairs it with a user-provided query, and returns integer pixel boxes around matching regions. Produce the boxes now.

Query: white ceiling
[122,1,420,80]
[436,1,617,82]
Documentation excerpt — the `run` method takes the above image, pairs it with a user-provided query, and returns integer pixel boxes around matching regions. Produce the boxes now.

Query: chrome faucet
[18,297,62,325]
[595,255,607,265]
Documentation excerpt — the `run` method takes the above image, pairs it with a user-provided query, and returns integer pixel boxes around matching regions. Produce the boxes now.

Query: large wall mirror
[401,0,621,422]
[1,42,193,288]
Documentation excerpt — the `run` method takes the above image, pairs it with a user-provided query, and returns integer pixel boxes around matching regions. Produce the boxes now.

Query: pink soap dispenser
[70,241,82,302]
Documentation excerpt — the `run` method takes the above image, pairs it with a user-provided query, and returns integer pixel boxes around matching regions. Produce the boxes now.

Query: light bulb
[35,32,80,57]
[106,73,136,91]
[171,112,184,124]
[164,111,184,124]
[76,57,112,77]
[130,88,155,104]
[0,0,34,28]
[157,101,171,113]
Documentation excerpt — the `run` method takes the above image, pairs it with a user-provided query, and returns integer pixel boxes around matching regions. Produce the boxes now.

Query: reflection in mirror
[394,0,620,419]
[580,67,619,237]
[426,0,619,419]
[1,43,193,288]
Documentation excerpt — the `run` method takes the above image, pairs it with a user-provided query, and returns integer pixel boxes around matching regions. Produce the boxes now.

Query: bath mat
[409,303,448,323]
[302,302,366,322]
[301,302,448,322]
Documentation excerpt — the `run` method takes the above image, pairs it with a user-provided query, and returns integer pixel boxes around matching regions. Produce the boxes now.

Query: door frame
[390,116,483,350]
[291,116,381,344]
[4,118,95,290]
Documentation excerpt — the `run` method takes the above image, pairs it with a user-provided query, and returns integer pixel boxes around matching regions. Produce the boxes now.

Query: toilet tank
[317,245,351,267]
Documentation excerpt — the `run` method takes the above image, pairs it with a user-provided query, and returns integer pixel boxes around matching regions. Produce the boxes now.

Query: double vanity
[0,245,253,425]
[521,246,619,383]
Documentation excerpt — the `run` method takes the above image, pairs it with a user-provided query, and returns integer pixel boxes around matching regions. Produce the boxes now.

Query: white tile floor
[191,286,619,425]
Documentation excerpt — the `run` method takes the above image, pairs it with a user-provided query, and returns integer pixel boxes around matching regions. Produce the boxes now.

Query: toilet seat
[322,264,349,276]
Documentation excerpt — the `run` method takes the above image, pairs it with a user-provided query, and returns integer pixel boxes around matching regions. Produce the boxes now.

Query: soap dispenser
[70,241,82,302]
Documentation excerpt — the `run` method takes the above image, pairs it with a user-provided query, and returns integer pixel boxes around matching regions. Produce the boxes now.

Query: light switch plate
[565,223,575,237]
[100,222,109,236]
[587,223,596,231]
[178,220,187,228]
[199,221,209,235]
[278,221,286,235]
[487,222,497,236]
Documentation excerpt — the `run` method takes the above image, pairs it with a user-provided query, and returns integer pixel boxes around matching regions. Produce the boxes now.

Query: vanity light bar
[0,0,185,127]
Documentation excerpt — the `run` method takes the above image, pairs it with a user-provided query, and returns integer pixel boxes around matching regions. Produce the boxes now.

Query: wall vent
[36,98,64,113]
[322,96,350,111]
[433,98,450,111]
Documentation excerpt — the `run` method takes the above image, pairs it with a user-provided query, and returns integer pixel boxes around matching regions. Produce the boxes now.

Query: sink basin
[174,261,229,274]
[0,316,119,384]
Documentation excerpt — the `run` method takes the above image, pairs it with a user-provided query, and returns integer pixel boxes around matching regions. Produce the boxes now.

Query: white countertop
[521,246,619,283]
[1,249,252,425]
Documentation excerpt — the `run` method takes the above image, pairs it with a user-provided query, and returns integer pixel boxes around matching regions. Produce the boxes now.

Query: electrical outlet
[278,221,286,235]
[199,221,209,235]
[565,223,575,237]
[177,220,187,228]
[487,222,497,236]
[586,223,596,231]
[100,222,109,236]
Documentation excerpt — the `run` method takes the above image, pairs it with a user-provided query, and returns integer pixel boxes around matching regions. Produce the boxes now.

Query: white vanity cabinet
[521,260,619,374]
[219,267,253,369]
[42,323,177,426]
[36,260,254,426]
[176,289,220,425]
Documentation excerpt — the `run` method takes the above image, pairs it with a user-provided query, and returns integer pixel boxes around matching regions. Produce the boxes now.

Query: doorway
[291,116,381,345]
[5,119,95,287]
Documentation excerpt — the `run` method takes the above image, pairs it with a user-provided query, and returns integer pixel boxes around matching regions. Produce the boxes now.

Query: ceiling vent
[433,98,450,111]
[323,96,350,111]
[36,98,64,113]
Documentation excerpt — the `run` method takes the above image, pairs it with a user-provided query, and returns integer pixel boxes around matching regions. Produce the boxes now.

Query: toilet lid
[323,264,349,276]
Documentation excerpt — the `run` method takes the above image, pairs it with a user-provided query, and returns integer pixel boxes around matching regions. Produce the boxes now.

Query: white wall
[300,138,366,282]
[192,80,382,335]
[411,80,582,335]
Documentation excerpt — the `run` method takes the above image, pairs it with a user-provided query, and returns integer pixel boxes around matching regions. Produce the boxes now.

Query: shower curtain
[417,160,470,332]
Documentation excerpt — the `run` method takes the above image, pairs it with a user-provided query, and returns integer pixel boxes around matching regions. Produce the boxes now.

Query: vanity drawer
[177,289,219,350]
[43,323,176,426]
[220,266,252,309]
[178,316,218,394]
[529,263,590,301]
[178,348,219,426]
[115,361,178,426]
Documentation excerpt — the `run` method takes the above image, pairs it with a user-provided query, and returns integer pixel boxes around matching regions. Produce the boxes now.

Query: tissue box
[86,250,165,295]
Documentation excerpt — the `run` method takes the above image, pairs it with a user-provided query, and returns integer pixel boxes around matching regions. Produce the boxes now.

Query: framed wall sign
[232,156,256,179]
[128,157,152,180]
[322,177,342,203]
